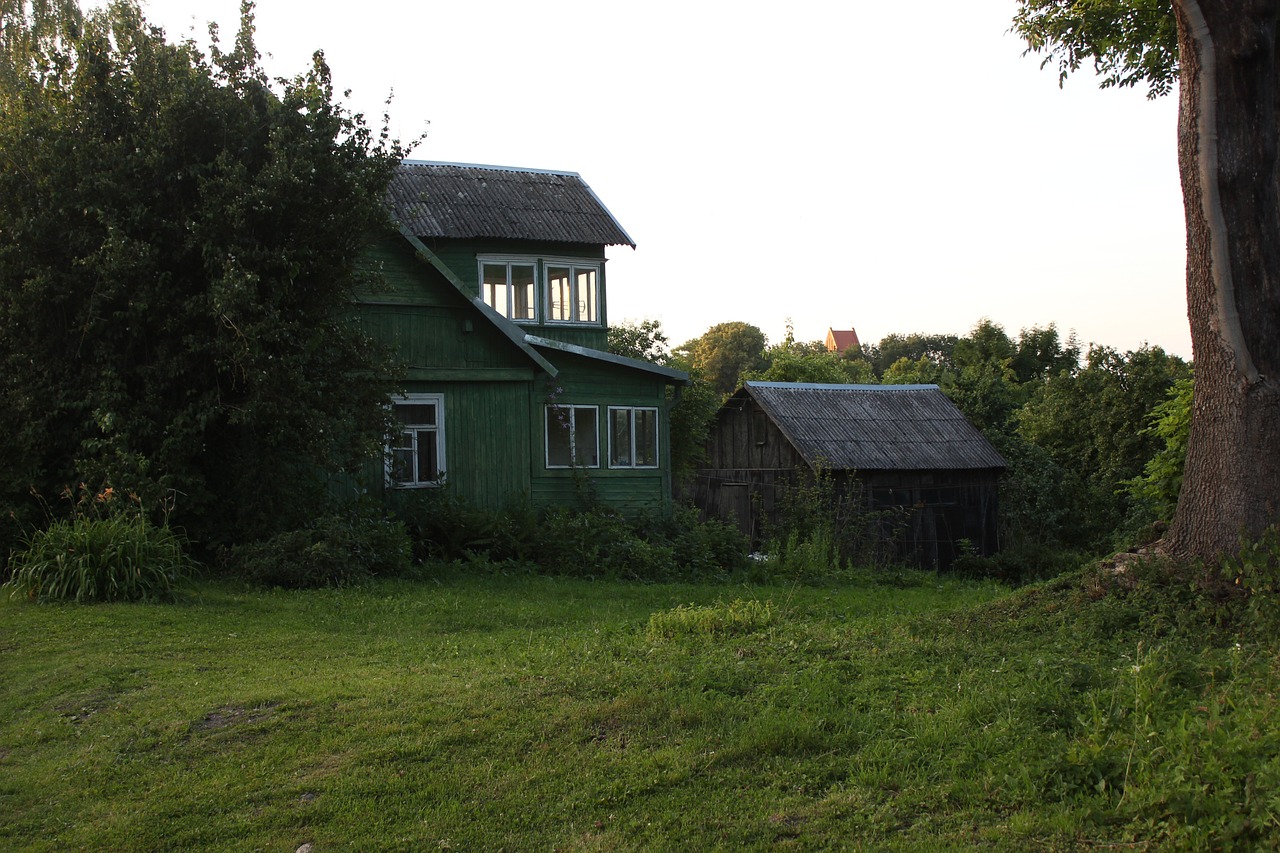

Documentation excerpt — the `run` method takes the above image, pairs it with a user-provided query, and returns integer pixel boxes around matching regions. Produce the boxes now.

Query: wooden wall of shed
[690,466,1001,570]
[691,399,1002,568]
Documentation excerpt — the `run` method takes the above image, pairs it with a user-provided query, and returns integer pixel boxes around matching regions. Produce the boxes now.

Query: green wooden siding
[529,350,673,516]
[416,237,611,351]
[354,232,678,518]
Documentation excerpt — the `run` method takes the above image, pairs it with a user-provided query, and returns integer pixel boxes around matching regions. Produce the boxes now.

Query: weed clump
[646,598,775,639]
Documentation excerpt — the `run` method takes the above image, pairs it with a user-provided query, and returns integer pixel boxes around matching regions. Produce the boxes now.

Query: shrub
[4,511,193,603]
[393,491,750,581]
[231,509,411,589]
[1213,524,1280,638]
[663,505,750,579]
[952,542,1090,585]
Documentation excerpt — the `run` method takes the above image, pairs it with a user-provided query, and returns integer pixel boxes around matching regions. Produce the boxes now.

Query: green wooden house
[356,160,687,515]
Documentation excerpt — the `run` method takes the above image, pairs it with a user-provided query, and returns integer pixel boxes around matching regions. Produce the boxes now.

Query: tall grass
[4,508,192,603]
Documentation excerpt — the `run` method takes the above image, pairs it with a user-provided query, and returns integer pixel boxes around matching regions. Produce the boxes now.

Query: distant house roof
[387,161,636,247]
[733,381,1007,471]
[825,328,861,353]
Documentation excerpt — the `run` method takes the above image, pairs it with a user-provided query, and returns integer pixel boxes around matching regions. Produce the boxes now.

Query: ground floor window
[608,406,659,468]
[546,404,599,468]
[388,394,445,486]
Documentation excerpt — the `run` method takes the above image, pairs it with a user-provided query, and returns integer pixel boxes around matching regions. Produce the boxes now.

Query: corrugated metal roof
[738,382,1007,471]
[387,161,636,247]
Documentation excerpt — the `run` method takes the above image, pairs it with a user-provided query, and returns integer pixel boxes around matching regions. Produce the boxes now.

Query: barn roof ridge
[401,159,581,178]
[734,382,1006,471]
[744,381,939,392]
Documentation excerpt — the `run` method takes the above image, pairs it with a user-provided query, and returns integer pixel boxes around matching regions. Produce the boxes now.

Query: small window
[547,264,599,324]
[482,261,537,322]
[388,394,445,487]
[609,407,659,468]
[546,405,599,468]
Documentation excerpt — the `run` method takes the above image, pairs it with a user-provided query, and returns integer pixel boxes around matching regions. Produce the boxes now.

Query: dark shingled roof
[387,161,635,247]
[737,382,1007,471]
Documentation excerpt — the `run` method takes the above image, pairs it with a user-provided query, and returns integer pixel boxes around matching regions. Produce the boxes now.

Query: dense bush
[4,498,193,603]
[231,509,412,589]
[393,492,749,581]
[952,542,1091,585]
[0,2,406,551]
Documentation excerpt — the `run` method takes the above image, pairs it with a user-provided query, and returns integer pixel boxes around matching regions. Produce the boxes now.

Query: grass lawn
[2,565,1278,851]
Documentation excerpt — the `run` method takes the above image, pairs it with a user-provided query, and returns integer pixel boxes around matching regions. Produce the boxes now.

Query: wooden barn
[692,382,1007,569]
[353,161,688,515]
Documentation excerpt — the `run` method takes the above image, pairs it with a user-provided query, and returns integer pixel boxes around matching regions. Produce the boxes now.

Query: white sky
[130,0,1191,358]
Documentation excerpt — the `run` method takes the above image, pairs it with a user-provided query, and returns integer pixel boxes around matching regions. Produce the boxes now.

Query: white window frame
[478,256,539,323]
[543,258,602,326]
[545,404,600,469]
[387,393,445,488]
[607,406,660,469]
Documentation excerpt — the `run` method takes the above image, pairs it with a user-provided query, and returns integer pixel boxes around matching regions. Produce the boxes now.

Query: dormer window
[481,261,537,321]
[547,264,598,324]
[478,255,602,327]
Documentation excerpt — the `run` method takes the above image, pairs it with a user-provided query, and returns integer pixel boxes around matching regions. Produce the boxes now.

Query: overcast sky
[130,0,1191,358]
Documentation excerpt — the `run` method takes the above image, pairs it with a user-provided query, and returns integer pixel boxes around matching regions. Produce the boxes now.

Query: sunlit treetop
[1011,0,1179,98]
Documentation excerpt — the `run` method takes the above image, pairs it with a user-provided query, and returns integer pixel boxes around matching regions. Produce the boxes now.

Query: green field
[2,566,1277,851]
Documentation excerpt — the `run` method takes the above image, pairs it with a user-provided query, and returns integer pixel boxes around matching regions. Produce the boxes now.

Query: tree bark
[1167,0,1280,560]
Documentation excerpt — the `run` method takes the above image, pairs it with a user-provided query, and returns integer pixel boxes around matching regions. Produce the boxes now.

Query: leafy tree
[1126,374,1194,522]
[1018,345,1190,547]
[749,326,876,385]
[1012,324,1081,384]
[0,0,406,548]
[673,321,768,396]
[1014,0,1280,561]
[1012,0,1179,97]
[863,332,959,377]
[607,318,670,364]
[881,355,947,386]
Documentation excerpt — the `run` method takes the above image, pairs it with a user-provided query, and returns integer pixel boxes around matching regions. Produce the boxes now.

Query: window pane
[512,264,535,320]
[610,409,631,466]
[391,447,414,484]
[546,406,572,466]
[416,429,439,482]
[635,409,658,467]
[577,269,597,322]
[574,406,598,467]
[548,266,571,321]
[482,264,507,315]
[395,404,436,426]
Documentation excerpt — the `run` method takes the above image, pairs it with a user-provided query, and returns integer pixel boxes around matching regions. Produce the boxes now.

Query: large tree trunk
[1167,0,1280,561]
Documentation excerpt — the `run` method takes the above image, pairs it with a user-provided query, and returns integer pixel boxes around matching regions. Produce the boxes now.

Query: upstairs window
[482,261,537,322]
[608,407,659,468]
[545,405,599,468]
[388,394,445,487]
[547,264,598,324]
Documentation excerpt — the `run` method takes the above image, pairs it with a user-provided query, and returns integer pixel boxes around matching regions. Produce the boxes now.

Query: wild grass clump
[230,507,411,589]
[3,488,192,602]
[646,598,775,639]
[759,465,909,583]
